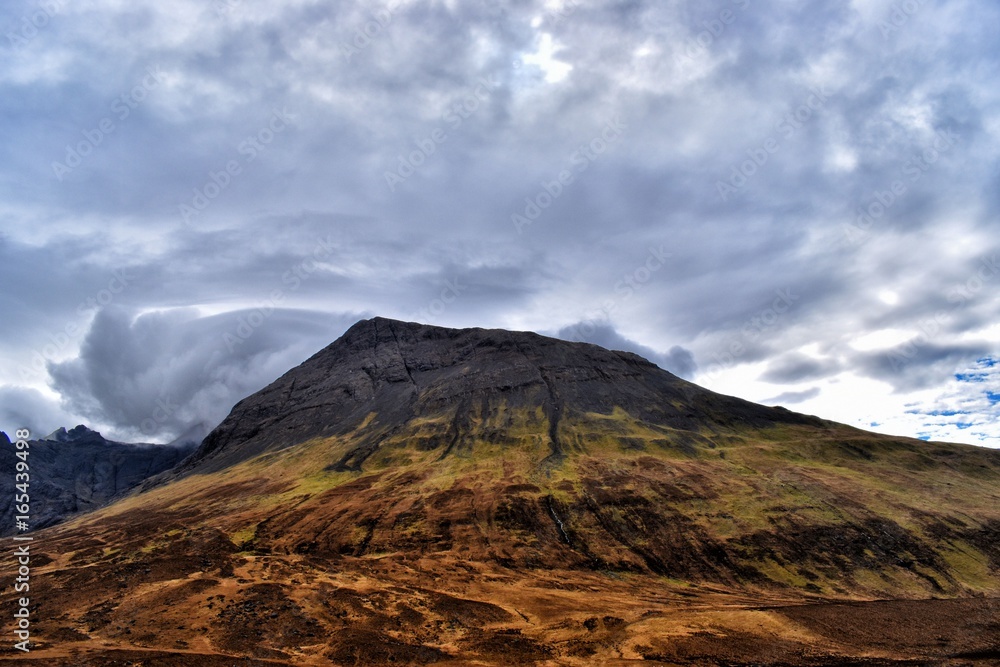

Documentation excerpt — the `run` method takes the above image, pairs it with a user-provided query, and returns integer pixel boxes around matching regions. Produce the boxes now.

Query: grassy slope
[12,405,1000,665]
[60,404,1000,598]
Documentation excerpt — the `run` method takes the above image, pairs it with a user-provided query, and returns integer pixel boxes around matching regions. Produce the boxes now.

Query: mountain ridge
[173,316,826,478]
[0,425,196,537]
[11,317,1000,665]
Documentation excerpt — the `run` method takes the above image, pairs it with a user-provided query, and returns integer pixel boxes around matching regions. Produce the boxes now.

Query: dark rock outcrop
[0,425,196,536]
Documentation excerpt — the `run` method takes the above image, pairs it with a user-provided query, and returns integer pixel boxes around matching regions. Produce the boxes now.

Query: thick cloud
[762,388,821,406]
[851,342,995,393]
[555,321,697,379]
[760,354,841,384]
[0,0,998,446]
[47,307,364,442]
[0,386,80,438]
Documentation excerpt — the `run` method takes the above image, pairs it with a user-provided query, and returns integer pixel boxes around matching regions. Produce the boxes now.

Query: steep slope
[7,318,1000,666]
[0,425,196,536]
[172,316,824,475]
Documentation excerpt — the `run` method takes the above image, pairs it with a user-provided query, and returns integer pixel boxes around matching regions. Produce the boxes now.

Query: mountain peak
[177,318,822,477]
[45,424,106,443]
[336,317,658,371]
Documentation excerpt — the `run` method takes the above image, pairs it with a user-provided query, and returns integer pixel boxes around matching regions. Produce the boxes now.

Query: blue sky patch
[923,410,966,417]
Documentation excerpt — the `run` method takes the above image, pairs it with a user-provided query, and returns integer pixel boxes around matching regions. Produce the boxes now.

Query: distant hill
[0,425,197,537]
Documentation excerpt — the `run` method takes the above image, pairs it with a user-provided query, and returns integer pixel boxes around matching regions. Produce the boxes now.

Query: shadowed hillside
[0,425,197,537]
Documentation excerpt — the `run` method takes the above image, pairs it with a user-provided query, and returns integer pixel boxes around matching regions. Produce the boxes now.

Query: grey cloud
[852,342,996,393]
[1,0,999,445]
[0,385,80,437]
[762,387,821,406]
[555,321,697,379]
[661,345,698,379]
[406,262,545,326]
[47,307,364,443]
[759,354,840,384]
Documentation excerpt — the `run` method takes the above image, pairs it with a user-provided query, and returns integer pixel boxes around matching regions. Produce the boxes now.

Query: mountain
[6,318,1000,666]
[0,425,197,537]
[170,315,825,476]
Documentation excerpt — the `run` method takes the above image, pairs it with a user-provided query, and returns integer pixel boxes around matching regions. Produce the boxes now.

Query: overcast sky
[1,0,997,447]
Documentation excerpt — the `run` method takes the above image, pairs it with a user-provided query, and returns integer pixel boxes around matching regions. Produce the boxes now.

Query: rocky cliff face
[182,316,823,475]
[0,425,196,536]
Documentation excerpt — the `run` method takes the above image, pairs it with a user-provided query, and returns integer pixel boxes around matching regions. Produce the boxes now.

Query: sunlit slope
[67,396,1000,599]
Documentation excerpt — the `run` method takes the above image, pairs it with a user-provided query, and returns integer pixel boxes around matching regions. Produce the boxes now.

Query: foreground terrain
[4,514,999,665]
